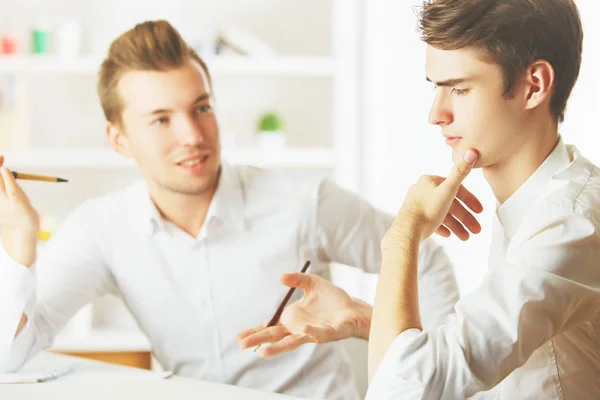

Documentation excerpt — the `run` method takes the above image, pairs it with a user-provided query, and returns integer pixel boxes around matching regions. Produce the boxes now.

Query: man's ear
[523,59,555,113]
[106,122,133,158]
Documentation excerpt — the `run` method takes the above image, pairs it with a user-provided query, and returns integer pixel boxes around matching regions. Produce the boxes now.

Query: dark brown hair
[418,0,583,122]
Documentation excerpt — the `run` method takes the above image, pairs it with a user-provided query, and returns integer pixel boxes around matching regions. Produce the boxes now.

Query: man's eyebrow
[426,76,475,87]
[192,93,210,104]
[143,94,211,117]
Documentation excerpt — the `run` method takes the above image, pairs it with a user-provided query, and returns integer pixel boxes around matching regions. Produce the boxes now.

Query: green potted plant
[256,111,285,150]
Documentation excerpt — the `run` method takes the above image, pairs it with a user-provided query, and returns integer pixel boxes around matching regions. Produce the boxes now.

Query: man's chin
[451,148,482,169]
[162,173,220,196]
[170,183,215,196]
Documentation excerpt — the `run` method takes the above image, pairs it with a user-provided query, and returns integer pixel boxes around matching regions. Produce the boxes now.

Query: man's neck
[148,177,220,238]
[483,120,559,205]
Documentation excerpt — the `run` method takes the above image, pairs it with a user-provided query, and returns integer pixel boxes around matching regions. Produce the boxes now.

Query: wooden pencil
[254,260,311,353]
[10,171,68,183]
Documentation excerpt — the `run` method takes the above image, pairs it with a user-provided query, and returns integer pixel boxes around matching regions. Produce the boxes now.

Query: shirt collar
[133,181,164,236]
[204,161,245,234]
[134,161,245,236]
[496,136,571,239]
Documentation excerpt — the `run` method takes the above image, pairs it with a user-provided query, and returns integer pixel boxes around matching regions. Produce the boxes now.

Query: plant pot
[256,131,285,150]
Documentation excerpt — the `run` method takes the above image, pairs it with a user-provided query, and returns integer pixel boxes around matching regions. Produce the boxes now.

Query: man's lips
[177,154,209,166]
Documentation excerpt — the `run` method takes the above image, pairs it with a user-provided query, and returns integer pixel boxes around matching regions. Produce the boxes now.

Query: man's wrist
[382,216,424,257]
[396,209,427,237]
[2,232,37,267]
[351,299,372,340]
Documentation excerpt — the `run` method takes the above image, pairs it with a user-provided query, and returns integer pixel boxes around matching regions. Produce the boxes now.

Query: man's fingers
[0,167,22,198]
[280,272,320,292]
[442,214,470,241]
[435,225,451,238]
[0,167,16,196]
[0,167,5,195]
[258,334,310,358]
[237,328,255,342]
[449,200,481,234]
[236,322,267,342]
[442,149,478,192]
[0,157,7,194]
[238,325,288,349]
[456,185,483,214]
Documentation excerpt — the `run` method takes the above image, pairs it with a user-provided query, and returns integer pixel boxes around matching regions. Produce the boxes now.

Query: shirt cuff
[366,328,429,400]
[0,242,35,353]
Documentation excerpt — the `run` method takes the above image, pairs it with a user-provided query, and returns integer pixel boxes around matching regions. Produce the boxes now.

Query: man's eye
[451,88,469,96]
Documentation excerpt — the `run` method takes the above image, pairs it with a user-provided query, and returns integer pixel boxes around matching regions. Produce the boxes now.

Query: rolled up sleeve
[367,212,600,399]
[0,243,35,363]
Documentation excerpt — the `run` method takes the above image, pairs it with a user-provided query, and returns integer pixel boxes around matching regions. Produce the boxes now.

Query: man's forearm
[368,223,423,382]
[2,234,37,268]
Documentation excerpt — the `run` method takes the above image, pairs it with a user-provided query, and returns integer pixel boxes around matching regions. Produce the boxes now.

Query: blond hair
[97,20,212,124]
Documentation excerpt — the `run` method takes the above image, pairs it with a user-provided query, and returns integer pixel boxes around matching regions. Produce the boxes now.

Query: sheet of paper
[0,366,173,384]
[0,366,75,383]
[63,370,173,381]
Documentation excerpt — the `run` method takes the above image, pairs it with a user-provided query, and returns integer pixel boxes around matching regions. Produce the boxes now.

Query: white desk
[0,351,306,400]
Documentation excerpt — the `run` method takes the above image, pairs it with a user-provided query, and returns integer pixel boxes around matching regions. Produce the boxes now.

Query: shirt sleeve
[311,178,392,271]
[311,178,460,329]
[366,211,600,400]
[0,243,35,365]
[0,200,115,372]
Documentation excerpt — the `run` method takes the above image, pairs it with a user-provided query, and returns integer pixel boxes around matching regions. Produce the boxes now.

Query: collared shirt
[0,162,459,399]
[366,137,600,399]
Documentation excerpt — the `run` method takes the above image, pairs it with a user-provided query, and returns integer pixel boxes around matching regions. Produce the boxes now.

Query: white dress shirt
[0,162,459,400]
[366,138,600,400]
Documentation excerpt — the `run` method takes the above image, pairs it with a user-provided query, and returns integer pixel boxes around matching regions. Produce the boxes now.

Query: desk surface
[0,351,306,400]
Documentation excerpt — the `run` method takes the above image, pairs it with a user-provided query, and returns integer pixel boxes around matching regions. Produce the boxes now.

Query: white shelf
[3,148,135,169]
[0,55,334,77]
[209,56,334,76]
[3,147,334,169]
[51,328,152,352]
[222,147,334,168]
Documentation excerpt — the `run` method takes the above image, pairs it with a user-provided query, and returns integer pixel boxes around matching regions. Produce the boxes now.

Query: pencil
[254,260,311,353]
[11,171,68,183]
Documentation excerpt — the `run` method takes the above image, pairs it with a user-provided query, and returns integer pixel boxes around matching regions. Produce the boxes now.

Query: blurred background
[1,0,599,397]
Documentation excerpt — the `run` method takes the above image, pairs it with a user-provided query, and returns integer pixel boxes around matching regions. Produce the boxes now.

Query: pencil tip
[57,178,68,183]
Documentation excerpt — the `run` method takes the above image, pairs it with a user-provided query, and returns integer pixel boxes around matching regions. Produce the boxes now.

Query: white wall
[560,0,600,166]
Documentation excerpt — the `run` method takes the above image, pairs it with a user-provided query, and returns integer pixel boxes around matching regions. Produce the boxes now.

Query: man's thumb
[444,149,478,189]
[281,272,317,292]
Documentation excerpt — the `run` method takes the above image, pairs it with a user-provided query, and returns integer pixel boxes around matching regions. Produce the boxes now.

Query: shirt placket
[194,226,227,382]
